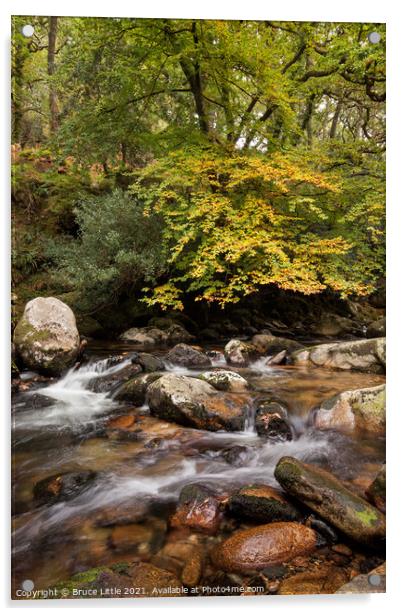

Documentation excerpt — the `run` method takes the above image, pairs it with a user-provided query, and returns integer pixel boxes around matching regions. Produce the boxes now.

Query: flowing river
[11,342,385,592]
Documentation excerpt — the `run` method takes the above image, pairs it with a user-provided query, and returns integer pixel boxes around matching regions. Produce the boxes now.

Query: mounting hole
[368,32,381,44]
[22,579,34,591]
[368,574,381,586]
[21,24,34,38]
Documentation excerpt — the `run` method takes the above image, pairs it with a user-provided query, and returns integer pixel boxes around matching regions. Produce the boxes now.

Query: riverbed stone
[314,384,385,434]
[211,522,318,573]
[13,297,80,376]
[277,563,349,595]
[228,484,301,523]
[170,484,222,534]
[198,369,249,392]
[367,317,386,338]
[365,465,386,513]
[224,339,259,367]
[130,352,165,373]
[255,400,292,440]
[147,374,249,431]
[291,338,385,373]
[166,343,211,368]
[274,456,386,546]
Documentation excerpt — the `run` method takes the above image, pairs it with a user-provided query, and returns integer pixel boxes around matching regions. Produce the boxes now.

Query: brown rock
[278,564,349,595]
[212,522,317,573]
[126,562,183,596]
[170,484,222,534]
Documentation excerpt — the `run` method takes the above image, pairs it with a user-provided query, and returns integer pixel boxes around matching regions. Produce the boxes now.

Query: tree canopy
[11,16,385,314]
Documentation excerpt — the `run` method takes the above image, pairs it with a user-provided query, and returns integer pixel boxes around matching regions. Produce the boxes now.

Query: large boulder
[198,369,249,392]
[147,374,249,431]
[13,297,80,376]
[311,314,358,337]
[120,324,192,347]
[274,457,386,546]
[314,384,385,434]
[224,339,259,367]
[291,338,385,373]
[113,372,163,405]
[211,522,318,573]
[166,343,211,368]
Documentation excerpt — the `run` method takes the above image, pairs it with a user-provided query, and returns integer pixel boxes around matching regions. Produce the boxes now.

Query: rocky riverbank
[11,297,386,598]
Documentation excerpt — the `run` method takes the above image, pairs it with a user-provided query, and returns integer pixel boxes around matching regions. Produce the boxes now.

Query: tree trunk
[47,16,59,133]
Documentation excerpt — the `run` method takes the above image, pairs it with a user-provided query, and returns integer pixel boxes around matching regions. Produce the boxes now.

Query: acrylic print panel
[11,15,385,600]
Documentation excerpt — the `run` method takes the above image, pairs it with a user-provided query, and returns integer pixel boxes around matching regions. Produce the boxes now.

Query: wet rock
[278,564,349,595]
[114,372,163,405]
[13,297,80,376]
[221,445,252,466]
[119,327,165,346]
[224,339,259,367]
[33,470,96,504]
[274,456,386,546]
[147,374,249,431]
[89,362,142,393]
[228,484,301,523]
[365,464,386,513]
[367,317,386,338]
[166,343,211,368]
[198,369,249,392]
[265,350,287,366]
[291,338,385,374]
[314,384,385,434]
[181,550,203,587]
[211,522,318,573]
[170,484,222,534]
[251,334,304,357]
[130,352,165,373]
[166,323,194,344]
[307,517,338,544]
[126,562,183,596]
[255,401,292,440]
[335,562,385,594]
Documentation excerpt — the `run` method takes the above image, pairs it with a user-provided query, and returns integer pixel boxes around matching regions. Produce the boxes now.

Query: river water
[11,342,385,592]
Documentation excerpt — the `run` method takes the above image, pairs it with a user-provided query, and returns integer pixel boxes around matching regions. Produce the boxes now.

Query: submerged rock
[13,297,80,376]
[365,465,386,513]
[224,339,259,367]
[170,483,222,534]
[314,384,385,434]
[198,369,249,392]
[147,374,249,431]
[114,372,162,405]
[33,470,96,504]
[291,338,385,373]
[166,343,211,368]
[228,484,301,523]
[211,522,317,573]
[278,563,348,595]
[274,456,386,546]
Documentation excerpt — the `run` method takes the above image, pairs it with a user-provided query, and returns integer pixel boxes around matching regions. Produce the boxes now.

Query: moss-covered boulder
[13,297,80,376]
[314,384,385,434]
[147,374,249,431]
[114,372,163,405]
[211,522,318,573]
[291,338,385,373]
[274,456,385,546]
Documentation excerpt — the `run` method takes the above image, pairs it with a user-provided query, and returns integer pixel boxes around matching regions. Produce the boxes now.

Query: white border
[1,1,401,614]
